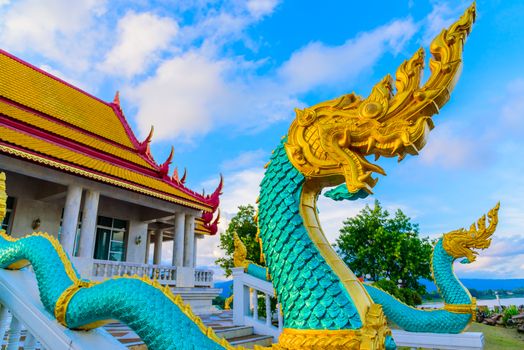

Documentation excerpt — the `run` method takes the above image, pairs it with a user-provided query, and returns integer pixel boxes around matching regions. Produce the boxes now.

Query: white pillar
[193,235,198,268]
[61,185,82,255]
[76,190,99,258]
[153,229,163,265]
[173,213,185,267]
[183,215,195,267]
[145,229,152,263]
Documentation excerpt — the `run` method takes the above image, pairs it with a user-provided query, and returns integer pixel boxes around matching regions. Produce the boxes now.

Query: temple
[0,49,222,312]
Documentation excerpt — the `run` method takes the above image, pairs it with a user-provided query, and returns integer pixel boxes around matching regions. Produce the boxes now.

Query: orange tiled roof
[0,49,219,219]
[0,52,134,148]
[0,101,156,171]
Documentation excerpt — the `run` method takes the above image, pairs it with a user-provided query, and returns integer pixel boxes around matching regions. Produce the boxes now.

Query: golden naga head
[285,4,476,194]
[442,203,500,263]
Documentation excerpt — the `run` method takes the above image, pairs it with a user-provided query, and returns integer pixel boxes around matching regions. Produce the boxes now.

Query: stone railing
[194,269,213,287]
[91,260,177,285]
[232,267,283,341]
[0,305,45,350]
[0,268,124,350]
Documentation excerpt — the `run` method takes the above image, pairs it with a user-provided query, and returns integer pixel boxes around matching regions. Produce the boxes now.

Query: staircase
[105,311,273,349]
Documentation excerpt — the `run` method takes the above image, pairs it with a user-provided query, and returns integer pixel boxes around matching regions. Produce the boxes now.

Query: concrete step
[214,325,254,339]
[228,333,274,348]
[104,311,276,349]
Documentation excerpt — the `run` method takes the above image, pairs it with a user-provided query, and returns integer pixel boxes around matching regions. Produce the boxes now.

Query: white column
[193,235,198,268]
[145,229,152,263]
[76,190,99,258]
[61,185,82,255]
[173,213,185,267]
[183,215,195,267]
[153,229,163,265]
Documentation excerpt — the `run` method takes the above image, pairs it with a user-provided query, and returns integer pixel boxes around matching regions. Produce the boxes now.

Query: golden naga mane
[285,4,476,194]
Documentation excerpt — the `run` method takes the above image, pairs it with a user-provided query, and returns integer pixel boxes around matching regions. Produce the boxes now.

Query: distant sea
[423,297,524,309]
[421,279,524,292]
[215,279,524,299]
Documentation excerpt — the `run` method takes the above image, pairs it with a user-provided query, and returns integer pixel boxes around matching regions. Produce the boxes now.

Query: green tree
[335,200,433,305]
[215,204,263,277]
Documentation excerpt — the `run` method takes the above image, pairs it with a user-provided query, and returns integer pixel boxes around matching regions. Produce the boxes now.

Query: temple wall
[126,220,148,263]
[3,172,62,239]
[11,198,62,238]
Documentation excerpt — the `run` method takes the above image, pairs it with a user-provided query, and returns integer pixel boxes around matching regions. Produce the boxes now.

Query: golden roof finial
[113,91,120,107]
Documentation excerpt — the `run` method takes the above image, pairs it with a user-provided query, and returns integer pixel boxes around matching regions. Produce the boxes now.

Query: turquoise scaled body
[0,234,226,350]
[257,140,362,330]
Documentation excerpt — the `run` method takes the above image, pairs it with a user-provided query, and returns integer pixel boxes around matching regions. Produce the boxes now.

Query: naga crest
[285,4,476,194]
[443,202,500,263]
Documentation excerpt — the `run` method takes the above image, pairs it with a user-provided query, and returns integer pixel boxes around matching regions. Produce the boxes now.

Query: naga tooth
[391,139,402,155]
[358,172,372,182]
[398,154,406,162]
[366,137,376,153]
[374,153,381,161]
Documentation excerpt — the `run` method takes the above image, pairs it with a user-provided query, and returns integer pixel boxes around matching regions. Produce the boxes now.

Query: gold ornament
[285,3,476,194]
[442,202,500,263]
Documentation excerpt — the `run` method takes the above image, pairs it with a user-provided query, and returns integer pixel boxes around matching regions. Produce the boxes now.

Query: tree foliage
[335,200,433,305]
[215,204,263,277]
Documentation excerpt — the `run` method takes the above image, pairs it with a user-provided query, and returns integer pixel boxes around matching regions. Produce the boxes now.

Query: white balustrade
[232,267,282,341]
[194,269,213,287]
[231,268,484,349]
[91,260,177,285]
[92,260,213,288]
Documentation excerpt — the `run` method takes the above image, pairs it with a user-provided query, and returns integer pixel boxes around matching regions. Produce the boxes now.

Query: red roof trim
[0,115,160,177]
[0,140,213,210]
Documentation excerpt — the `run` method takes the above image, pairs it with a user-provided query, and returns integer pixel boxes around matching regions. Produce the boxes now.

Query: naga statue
[0,3,500,350]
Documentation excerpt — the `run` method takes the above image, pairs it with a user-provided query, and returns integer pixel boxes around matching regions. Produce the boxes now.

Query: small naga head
[285,4,476,196]
[442,203,500,264]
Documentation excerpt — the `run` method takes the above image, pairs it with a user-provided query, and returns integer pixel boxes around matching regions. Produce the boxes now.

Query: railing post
[0,304,11,341]
[265,293,271,326]
[232,268,248,326]
[277,303,283,330]
[6,316,22,350]
[252,289,258,320]
[24,332,38,350]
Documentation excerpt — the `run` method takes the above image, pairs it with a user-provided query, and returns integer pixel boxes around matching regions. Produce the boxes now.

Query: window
[93,216,127,261]
[1,196,15,234]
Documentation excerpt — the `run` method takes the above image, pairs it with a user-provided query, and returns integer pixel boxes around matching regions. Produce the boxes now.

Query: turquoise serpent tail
[364,240,473,333]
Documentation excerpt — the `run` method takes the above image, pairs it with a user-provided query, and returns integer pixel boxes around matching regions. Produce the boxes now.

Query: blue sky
[1,0,523,280]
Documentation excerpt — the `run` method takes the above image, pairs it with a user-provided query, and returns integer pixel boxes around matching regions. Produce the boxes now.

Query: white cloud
[246,0,280,19]
[278,19,417,93]
[421,1,468,44]
[418,122,484,169]
[99,11,178,78]
[220,149,268,171]
[0,0,107,71]
[126,52,229,140]
[128,17,417,141]
[455,253,524,279]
